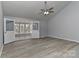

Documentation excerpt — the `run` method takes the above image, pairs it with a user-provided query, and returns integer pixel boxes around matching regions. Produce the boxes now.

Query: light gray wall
[0,2,3,44]
[40,19,48,37]
[48,2,79,42]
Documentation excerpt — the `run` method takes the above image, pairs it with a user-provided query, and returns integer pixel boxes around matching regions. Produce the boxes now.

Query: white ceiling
[2,1,71,20]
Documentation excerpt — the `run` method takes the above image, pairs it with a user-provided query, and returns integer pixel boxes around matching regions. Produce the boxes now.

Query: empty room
[0,0,79,58]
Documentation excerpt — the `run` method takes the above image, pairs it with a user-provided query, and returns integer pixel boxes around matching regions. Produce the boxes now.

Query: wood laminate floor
[1,37,79,58]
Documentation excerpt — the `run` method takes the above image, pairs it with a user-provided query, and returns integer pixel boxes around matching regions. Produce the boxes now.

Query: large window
[25,24,32,33]
[15,23,32,34]
[15,24,20,33]
[20,24,24,33]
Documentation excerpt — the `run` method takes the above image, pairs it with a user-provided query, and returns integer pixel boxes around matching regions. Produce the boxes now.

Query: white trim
[40,36,46,38]
[40,36,48,38]
[48,35,79,43]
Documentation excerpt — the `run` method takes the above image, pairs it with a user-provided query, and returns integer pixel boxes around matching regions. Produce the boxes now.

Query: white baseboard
[40,36,48,38]
[40,36,45,38]
[48,35,79,43]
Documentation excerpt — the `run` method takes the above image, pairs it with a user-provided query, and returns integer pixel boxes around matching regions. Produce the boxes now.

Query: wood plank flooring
[1,37,79,58]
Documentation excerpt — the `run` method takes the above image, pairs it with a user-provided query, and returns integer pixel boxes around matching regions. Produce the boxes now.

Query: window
[25,24,32,33]
[25,24,29,33]
[15,23,32,34]
[6,20,14,31]
[15,24,20,33]
[20,24,24,33]
[33,23,38,30]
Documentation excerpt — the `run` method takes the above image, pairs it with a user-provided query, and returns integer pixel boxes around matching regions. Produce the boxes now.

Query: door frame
[4,17,15,44]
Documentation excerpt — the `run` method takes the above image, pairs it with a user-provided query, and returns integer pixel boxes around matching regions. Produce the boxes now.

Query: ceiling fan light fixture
[44,11,49,15]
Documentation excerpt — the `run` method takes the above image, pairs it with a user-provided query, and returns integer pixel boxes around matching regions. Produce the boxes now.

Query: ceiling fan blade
[49,11,54,13]
[38,12,44,16]
[48,7,54,10]
[38,12,42,15]
[41,9,45,12]
[38,12,46,16]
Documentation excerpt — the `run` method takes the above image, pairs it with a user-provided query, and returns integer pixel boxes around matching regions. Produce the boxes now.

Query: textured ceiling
[2,1,71,20]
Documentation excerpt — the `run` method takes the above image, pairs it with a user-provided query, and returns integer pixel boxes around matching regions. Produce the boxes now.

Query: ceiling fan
[39,1,54,16]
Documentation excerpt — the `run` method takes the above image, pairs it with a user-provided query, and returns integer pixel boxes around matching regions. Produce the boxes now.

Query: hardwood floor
[1,37,79,58]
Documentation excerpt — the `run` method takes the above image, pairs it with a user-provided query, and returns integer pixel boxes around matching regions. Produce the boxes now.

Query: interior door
[32,21,39,38]
[4,18,15,44]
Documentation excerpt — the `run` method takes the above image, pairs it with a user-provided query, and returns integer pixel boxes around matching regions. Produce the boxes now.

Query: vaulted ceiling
[2,1,71,20]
